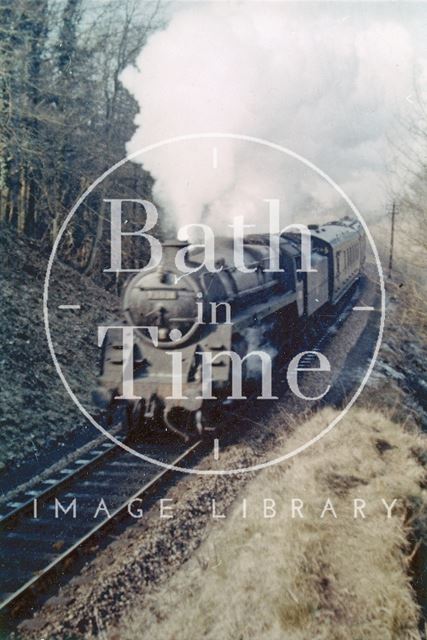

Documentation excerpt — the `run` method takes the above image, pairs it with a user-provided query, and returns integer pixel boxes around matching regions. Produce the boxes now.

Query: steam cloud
[120,3,424,235]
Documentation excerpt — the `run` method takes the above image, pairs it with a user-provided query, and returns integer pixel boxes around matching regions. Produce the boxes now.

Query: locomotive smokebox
[122,238,201,348]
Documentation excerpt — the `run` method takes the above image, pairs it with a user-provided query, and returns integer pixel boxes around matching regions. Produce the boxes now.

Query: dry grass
[370,214,426,289]
[369,215,427,346]
[114,407,427,640]
[388,279,427,341]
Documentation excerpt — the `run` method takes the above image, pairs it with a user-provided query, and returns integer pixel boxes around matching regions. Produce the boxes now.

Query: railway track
[0,433,202,623]
[0,274,379,628]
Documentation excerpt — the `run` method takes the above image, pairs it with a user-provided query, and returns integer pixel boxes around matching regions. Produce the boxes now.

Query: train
[94,217,366,440]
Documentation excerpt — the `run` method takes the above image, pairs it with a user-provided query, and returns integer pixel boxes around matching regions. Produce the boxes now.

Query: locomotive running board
[232,290,298,331]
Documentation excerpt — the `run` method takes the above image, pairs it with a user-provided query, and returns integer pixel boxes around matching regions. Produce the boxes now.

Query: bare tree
[0,0,164,276]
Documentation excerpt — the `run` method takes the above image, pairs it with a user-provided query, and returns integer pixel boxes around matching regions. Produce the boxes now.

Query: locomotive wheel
[163,406,213,441]
[104,398,145,442]
[126,400,145,442]
[105,398,123,429]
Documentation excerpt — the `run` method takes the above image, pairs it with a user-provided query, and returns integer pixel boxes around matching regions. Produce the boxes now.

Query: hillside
[0,225,119,472]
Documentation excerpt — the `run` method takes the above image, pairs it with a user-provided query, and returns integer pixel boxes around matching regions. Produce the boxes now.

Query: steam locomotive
[94,218,366,440]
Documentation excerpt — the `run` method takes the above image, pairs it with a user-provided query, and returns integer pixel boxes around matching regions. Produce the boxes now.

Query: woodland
[0,0,163,273]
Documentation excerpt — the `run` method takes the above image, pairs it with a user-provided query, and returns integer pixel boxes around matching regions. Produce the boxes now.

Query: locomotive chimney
[162,239,190,269]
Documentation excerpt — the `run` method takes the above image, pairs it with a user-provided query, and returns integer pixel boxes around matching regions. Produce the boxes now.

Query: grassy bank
[113,407,426,640]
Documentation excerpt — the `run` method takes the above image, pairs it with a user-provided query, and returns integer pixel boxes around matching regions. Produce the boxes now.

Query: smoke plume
[120,3,424,235]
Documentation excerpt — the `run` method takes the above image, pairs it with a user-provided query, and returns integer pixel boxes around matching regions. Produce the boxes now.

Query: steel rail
[0,440,201,619]
[0,439,119,526]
